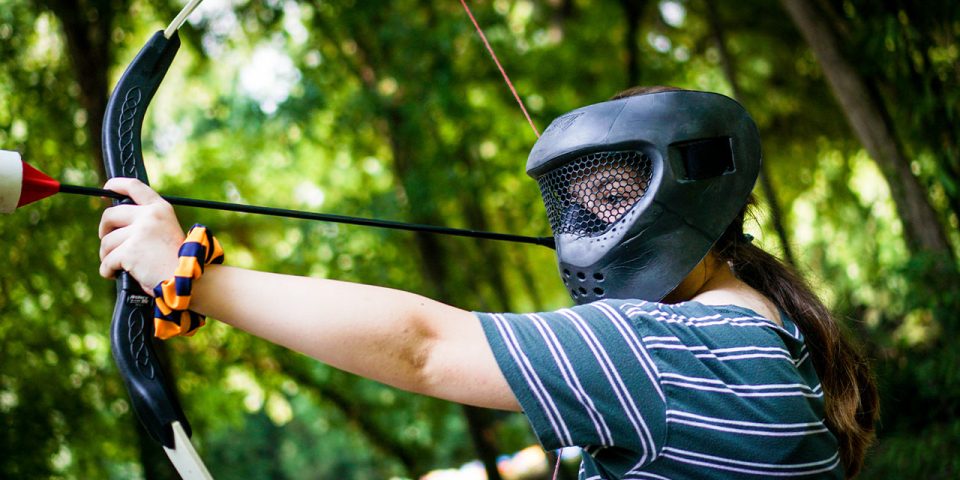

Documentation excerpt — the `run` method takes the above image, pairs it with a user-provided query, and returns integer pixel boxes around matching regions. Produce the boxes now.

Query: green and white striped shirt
[478,300,842,479]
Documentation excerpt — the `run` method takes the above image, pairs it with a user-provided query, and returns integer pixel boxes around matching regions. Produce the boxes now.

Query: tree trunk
[462,406,505,480]
[618,0,647,87]
[385,106,508,480]
[41,1,189,478]
[307,8,511,475]
[37,0,117,180]
[704,0,797,267]
[779,0,954,261]
[886,2,960,230]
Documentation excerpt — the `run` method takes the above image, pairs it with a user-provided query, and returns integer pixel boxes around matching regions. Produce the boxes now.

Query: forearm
[190,266,438,389]
[97,180,517,409]
[188,266,517,410]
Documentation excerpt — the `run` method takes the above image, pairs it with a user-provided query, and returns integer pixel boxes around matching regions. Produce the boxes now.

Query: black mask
[527,90,761,303]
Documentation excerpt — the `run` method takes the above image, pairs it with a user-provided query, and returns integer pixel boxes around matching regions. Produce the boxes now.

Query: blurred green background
[0,0,957,478]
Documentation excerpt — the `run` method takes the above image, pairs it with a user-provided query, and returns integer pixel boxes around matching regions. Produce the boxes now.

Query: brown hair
[611,85,682,99]
[613,86,879,476]
[715,202,878,477]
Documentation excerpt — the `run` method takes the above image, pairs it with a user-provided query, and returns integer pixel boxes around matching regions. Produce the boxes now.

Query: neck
[667,255,781,325]
[694,264,781,325]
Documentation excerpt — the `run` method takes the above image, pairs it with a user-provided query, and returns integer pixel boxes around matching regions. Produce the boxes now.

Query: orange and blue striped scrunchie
[153,224,224,339]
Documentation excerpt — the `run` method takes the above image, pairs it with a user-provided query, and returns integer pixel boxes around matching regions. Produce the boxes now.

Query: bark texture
[704,0,797,267]
[618,0,649,87]
[780,0,953,260]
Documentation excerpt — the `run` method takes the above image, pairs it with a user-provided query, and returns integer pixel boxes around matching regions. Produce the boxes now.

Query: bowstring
[458,0,541,139]
[459,2,557,478]
[159,3,553,476]
[164,0,204,38]
[551,449,563,480]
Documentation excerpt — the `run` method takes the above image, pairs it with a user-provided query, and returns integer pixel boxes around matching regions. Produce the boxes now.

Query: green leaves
[1,0,958,477]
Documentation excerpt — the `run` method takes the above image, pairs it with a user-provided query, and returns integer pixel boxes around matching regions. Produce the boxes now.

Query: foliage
[0,0,957,478]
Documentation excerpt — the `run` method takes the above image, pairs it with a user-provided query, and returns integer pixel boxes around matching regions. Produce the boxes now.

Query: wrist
[153,224,224,339]
[185,264,225,315]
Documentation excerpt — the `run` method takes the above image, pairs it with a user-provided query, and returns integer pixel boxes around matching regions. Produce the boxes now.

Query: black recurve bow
[101,1,212,478]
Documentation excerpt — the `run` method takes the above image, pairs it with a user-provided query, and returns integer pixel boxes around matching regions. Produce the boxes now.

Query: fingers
[99,197,176,239]
[99,239,160,296]
[99,227,131,263]
[99,177,170,239]
[96,182,185,289]
[99,226,135,279]
[103,177,164,206]
[99,204,137,239]
[99,241,124,280]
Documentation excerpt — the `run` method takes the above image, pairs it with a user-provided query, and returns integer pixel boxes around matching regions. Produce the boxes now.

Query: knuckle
[150,200,173,217]
[145,203,167,220]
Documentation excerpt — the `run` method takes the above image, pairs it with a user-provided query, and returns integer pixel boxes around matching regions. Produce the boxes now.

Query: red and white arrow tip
[0,150,61,214]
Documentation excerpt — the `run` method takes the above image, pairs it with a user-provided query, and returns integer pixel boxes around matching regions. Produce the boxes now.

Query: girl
[99,87,878,479]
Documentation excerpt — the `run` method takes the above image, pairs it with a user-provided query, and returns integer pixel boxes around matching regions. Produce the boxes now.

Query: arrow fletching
[0,150,62,213]
[19,158,61,207]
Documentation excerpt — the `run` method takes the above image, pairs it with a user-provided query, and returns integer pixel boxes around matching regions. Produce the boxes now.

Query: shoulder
[599,300,808,366]
[598,299,777,333]
[478,299,778,336]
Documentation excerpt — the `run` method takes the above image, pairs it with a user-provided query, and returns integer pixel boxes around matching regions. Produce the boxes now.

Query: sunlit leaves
[1,0,958,477]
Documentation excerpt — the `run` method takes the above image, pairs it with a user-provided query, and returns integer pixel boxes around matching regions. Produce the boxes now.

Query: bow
[101,1,212,478]
[97,3,538,478]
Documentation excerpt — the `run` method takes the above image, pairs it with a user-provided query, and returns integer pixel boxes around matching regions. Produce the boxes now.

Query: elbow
[400,306,461,399]
[391,306,444,394]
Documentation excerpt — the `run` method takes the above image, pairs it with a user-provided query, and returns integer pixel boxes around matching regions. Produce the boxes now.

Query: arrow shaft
[58,183,554,248]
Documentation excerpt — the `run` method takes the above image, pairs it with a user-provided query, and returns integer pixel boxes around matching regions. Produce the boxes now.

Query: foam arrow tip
[0,150,61,214]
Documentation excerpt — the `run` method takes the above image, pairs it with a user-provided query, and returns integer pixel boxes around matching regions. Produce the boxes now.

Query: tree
[780,0,955,262]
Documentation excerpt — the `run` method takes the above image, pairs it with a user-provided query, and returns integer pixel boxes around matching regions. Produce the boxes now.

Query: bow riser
[102,30,189,449]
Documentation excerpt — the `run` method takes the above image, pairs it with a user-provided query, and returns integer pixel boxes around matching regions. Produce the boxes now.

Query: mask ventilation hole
[563,269,606,301]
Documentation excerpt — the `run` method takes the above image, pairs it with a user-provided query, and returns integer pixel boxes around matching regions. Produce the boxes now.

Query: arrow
[0,150,554,248]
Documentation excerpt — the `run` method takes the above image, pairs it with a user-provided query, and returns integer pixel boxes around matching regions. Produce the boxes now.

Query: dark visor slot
[673,137,735,181]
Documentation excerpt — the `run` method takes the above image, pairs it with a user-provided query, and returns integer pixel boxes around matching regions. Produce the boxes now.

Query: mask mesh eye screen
[537,151,653,237]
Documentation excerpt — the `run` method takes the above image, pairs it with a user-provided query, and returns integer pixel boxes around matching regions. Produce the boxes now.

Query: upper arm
[418,303,521,411]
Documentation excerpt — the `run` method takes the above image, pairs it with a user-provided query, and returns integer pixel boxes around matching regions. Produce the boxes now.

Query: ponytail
[714,200,879,477]
[610,86,879,476]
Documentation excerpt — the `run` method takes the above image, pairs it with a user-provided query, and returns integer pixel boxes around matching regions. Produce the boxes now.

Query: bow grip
[102,30,189,449]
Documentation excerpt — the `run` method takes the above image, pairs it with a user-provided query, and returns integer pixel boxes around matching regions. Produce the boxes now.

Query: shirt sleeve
[477,301,666,467]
